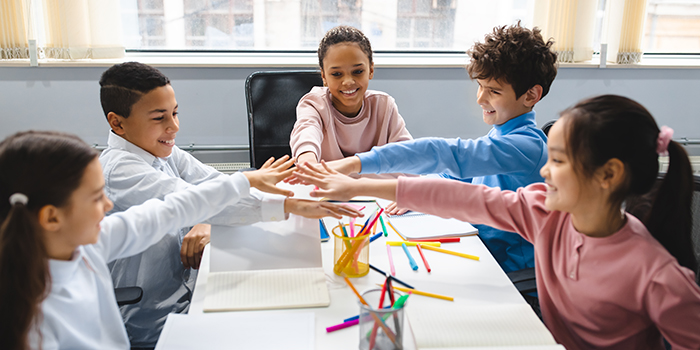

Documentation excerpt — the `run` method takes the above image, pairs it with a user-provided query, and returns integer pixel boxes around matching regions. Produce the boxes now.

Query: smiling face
[539,118,600,215]
[476,78,534,126]
[49,158,113,258]
[321,42,374,118]
[109,84,179,158]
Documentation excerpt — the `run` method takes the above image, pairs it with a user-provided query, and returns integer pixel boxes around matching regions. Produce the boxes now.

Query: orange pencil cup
[332,224,370,278]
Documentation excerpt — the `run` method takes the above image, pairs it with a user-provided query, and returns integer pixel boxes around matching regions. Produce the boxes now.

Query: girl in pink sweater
[290,25,412,167]
[294,95,700,350]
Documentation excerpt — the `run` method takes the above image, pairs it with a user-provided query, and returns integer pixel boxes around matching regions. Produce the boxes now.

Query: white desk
[189,215,532,349]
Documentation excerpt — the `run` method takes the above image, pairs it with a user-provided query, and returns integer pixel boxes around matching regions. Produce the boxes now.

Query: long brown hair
[561,95,696,271]
[0,131,98,350]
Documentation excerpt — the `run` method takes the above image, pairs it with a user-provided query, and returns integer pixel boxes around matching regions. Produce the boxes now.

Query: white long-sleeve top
[99,132,286,346]
[29,172,256,349]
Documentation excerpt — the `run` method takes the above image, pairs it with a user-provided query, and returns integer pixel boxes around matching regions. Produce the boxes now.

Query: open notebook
[387,211,478,240]
[407,303,561,349]
[204,216,330,312]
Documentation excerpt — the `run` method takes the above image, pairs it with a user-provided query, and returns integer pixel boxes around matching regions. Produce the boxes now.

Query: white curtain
[533,0,598,63]
[43,0,124,59]
[0,0,124,60]
[1,0,32,59]
[603,0,648,64]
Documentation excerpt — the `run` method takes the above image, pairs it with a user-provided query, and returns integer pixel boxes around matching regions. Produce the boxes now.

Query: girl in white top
[290,25,412,167]
[0,131,359,350]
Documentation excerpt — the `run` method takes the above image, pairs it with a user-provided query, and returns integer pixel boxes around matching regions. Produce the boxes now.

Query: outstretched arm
[244,155,296,196]
[284,198,363,219]
[294,161,397,202]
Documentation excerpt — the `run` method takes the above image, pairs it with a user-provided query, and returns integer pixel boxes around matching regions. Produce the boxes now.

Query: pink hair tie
[656,126,674,156]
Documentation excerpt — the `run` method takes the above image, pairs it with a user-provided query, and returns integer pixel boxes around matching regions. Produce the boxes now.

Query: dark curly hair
[99,62,170,120]
[317,25,373,69]
[467,23,558,100]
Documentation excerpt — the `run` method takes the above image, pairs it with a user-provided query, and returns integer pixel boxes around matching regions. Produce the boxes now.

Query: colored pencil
[386,241,440,247]
[380,284,454,302]
[401,243,419,271]
[415,244,431,273]
[420,244,480,261]
[368,264,414,289]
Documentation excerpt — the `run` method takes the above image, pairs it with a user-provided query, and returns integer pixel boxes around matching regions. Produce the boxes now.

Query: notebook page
[204,267,330,312]
[155,312,314,350]
[408,304,557,348]
[388,212,478,240]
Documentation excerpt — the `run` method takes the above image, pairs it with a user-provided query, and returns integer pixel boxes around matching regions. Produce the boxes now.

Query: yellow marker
[386,241,440,247]
[378,284,454,302]
[420,244,479,261]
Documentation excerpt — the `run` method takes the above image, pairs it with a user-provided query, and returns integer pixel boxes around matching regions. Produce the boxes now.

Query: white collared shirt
[98,131,286,346]
[31,172,257,349]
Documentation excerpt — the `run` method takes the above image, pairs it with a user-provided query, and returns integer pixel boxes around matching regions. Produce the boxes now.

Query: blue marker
[401,243,419,271]
[369,231,383,243]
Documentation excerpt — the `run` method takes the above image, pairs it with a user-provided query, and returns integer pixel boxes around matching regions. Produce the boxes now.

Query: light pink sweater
[290,86,412,162]
[397,178,700,350]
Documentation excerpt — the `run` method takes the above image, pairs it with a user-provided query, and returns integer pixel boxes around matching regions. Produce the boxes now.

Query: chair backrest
[245,70,324,168]
[541,120,556,137]
[691,175,700,283]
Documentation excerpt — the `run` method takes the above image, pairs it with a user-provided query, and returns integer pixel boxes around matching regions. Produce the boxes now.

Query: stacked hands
[180,156,364,269]
[286,157,409,215]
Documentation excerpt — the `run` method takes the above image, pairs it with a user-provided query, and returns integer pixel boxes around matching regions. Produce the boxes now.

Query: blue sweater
[358,111,547,272]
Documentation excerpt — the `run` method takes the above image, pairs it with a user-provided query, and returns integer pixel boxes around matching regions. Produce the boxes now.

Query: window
[644,0,700,53]
[121,0,537,51]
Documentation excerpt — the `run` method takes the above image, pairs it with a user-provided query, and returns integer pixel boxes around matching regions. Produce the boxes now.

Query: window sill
[1,52,700,69]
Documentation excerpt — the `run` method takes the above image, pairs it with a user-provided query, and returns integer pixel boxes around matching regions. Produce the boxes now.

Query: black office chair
[541,119,556,136]
[115,286,143,306]
[244,70,324,169]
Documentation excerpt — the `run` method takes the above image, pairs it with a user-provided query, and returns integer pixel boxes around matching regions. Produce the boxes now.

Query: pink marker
[386,244,396,276]
[326,319,359,332]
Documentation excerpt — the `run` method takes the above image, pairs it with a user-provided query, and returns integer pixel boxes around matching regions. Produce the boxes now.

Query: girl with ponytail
[294,95,700,350]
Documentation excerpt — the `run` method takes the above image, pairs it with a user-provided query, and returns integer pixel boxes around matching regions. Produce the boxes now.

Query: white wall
[1,65,698,163]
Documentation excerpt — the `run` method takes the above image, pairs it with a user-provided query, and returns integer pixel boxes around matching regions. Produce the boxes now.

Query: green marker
[380,215,388,238]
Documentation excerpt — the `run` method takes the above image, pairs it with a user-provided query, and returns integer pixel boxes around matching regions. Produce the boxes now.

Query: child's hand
[324,156,362,175]
[244,155,296,196]
[284,198,363,219]
[181,224,210,269]
[294,161,360,201]
[385,202,410,216]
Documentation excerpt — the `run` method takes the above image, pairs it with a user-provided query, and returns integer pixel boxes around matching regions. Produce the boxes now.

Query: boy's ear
[523,85,543,108]
[107,112,127,136]
[595,158,625,190]
[38,204,62,233]
[368,62,374,80]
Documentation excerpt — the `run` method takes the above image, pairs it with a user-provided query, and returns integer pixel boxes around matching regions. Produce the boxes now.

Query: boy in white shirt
[98,62,348,348]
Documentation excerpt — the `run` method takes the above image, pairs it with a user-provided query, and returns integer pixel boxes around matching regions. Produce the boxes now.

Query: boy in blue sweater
[320,23,558,275]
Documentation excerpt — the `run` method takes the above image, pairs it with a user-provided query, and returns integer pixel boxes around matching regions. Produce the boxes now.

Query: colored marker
[387,241,440,247]
[368,264,414,290]
[369,231,383,243]
[326,319,359,332]
[379,215,388,238]
[386,244,396,276]
[401,243,419,271]
[416,243,431,273]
